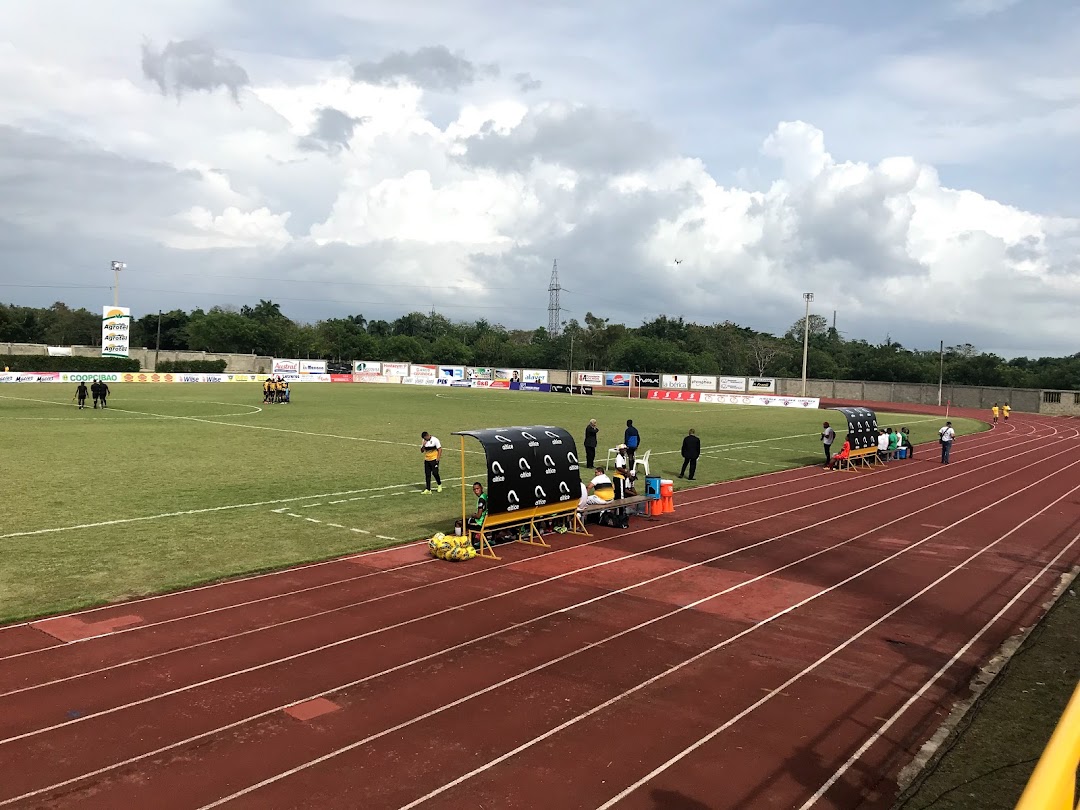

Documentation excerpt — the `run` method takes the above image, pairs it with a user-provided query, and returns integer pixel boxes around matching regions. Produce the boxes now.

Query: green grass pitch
[0,383,985,622]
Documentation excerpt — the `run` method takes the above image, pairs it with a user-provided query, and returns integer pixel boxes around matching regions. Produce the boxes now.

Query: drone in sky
[674,258,682,265]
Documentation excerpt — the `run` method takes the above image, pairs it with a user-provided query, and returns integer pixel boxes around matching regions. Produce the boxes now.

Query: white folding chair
[633,448,651,477]
[603,446,620,470]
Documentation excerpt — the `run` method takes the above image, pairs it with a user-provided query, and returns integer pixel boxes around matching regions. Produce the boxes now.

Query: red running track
[1,409,1078,809]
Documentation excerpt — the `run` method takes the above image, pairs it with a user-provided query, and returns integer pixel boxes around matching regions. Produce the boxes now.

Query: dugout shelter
[452,425,586,559]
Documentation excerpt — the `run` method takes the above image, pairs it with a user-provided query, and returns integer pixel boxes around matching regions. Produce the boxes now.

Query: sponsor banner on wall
[748,377,776,393]
[549,384,594,395]
[229,374,262,382]
[403,376,437,385]
[696,393,821,408]
[719,376,748,392]
[410,364,438,378]
[272,358,300,375]
[0,372,61,383]
[522,369,548,384]
[299,360,327,374]
[467,367,494,380]
[59,372,122,383]
[494,368,520,381]
[380,361,409,377]
[690,375,717,391]
[646,390,701,402]
[511,381,552,393]
[661,374,689,389]
[474,379,511,389]
[101,306,132,358]
[439,366,464,379]
[435,377,473,387]
[605,372,631,387]
[119,372,176,384]
[47,346,73,356]
[354,361,380,374]
[290,374,331,382]
[329,374,353,383]
[577,371,603,386]
[352,373,390,384]
[634,373,660,388]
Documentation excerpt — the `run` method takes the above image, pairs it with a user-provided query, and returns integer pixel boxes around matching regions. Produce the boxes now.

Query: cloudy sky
[1,0,1077,357]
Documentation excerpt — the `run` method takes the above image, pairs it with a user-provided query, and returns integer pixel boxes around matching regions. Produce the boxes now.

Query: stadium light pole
[801,292,814,396]
[111,261,126,307]
[937,339,944,407]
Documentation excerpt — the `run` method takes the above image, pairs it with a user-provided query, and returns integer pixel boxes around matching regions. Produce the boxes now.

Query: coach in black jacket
[679,428,701,480]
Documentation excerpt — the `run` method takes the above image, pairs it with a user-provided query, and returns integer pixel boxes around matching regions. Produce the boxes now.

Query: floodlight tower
[801,292,814,396]
[547,260,561,337]
[111,260,126,307]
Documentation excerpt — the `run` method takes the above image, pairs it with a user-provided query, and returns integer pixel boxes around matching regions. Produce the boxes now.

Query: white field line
[0,395,262,420]
[0,424,1051,667]
[0,394,483,454]
[796,535,1080,809]
[404,469,1080,810]
[0,420,1053,659]
[1,439,1074,807]
[277,512,396,542]
[594,478,1080,810]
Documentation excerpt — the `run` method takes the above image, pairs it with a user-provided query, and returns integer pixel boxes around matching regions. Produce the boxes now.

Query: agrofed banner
[455,426,581,514]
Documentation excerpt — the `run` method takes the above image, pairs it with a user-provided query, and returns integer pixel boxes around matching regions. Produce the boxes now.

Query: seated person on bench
[826,436,851,470]
[466,482,488,540]
[612,445,637,498]
[586,467,615,505]
[876,429,890,460]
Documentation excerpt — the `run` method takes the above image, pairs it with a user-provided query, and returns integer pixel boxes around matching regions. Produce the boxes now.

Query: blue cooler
[645,476,662,500]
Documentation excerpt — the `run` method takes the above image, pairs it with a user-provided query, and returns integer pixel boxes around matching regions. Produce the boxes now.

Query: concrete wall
[5,342,1078,415]
[0,342,273,373]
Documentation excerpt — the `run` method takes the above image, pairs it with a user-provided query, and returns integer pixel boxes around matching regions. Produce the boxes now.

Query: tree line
[2,300,1078,390]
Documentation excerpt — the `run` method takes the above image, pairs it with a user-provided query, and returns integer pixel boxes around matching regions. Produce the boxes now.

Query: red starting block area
[0,409,1078,808]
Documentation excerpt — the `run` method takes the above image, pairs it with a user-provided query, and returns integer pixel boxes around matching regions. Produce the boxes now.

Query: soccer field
[0,384,984,622]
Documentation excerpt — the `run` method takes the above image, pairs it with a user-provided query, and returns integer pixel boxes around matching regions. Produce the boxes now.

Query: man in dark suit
[679,428,701,480]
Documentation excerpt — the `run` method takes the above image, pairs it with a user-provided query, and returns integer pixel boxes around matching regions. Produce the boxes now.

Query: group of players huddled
[262,376,291,404]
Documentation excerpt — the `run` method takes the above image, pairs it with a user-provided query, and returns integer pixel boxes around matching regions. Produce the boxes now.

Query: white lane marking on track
[796,533,1080,807]
[0,429,1050,690]
[206,463,1080,810]
[403,471,1080,810]
[595,480,1080,810]
[0,421,1055,664]
[2,437,1072,808]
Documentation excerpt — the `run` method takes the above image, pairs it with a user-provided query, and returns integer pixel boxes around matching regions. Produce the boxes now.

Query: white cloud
[0,3,1077,357]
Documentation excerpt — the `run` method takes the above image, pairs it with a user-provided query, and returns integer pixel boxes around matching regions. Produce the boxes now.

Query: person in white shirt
[821,422,836,465]
[613,445,636,497]
[577,480,589,512]
[938,421,955,464]
[877,429,890,460]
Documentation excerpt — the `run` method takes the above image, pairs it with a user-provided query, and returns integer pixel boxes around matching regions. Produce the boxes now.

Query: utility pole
[111,260,126,307]
[801,292,814,396]
[547,260,562,337]
[937,340,945,407]
[155,310,163,371]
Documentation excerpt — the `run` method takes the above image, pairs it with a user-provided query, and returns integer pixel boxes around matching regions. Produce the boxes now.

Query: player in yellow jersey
[991,403,999,425]
[420,431,443,493]
[1003,403,1010,421]
[263,378,273,403]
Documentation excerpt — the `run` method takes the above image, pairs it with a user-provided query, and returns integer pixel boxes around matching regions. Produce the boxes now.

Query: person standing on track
[75,381,88,410]
[679,428,701,480]
[820,421,836,465]
[991,403,999,425]
[938,421,955,463]
[583,418,599,469]
[1003,403,1011,421]
[419,431,443,494]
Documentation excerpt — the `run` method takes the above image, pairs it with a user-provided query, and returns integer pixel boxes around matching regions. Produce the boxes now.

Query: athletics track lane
[0,414,1075,807]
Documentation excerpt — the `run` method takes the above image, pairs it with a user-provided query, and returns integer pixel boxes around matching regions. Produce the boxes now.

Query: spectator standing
[419,431,443,493]
[820,422,836,465]
[583,419,599,468]
[939,421,955,464]
[623,420,640,466]
[679,428,701,480]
